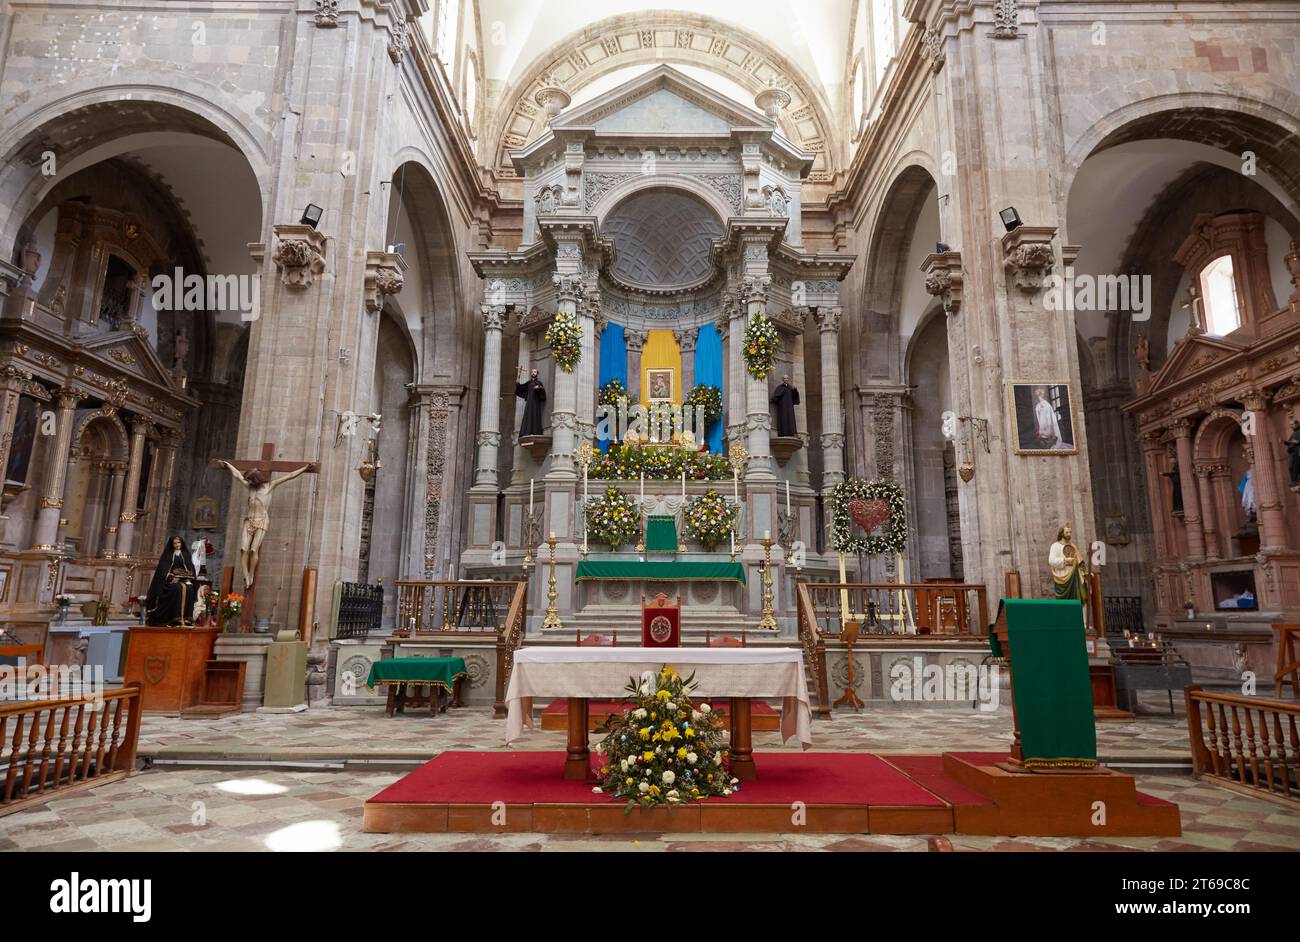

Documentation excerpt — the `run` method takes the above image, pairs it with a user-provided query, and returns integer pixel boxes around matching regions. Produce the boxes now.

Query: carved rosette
[271,225,326,289]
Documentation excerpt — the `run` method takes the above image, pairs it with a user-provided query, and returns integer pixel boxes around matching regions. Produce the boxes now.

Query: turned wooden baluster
[1204,702,1223,776]
[1255,708,1278,794]
[105,698,125,772]
[1269,711,1291,796]
[1228,704,1246,784]
[79,704,102,781]
[51,706,73,789]
[67,703,87,785]
[441,581,452,631]
[1241,708,1262,788]
[92,700,114,778]
[35,706,58,793]
[2,714,23,803]
[1290,714,1300,795]
[19,708,42,796]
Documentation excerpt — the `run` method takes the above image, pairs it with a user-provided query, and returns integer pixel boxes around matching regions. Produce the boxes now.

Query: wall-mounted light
[300,204,324,229]
[999,207,1022,233]
[935,242,950,254]
[386,243,406,257]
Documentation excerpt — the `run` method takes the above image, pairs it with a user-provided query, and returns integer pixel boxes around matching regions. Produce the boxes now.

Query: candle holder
[541,533,563,630]
[757,534,778,631]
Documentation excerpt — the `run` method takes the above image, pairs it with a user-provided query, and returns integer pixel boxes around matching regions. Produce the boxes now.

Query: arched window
[1199,254,1240,336]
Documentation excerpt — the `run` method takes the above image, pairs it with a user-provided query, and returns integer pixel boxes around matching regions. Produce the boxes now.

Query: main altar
[459,67,855,639]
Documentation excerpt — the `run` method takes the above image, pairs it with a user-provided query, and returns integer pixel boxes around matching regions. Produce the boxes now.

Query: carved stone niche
[271,224,327,289]
[921,249,963,315]
[364,250,407,313]
[1000,226,1057,292]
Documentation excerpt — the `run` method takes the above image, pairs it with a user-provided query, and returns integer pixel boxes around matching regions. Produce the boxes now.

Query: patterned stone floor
[3,693,1294,851]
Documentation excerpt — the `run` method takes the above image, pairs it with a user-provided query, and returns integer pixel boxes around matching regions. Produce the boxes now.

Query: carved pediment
[1145,333,1247,396]
[80,329,181,392]
[550,65,769,136]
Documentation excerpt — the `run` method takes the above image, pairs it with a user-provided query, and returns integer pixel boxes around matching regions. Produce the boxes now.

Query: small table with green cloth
[990,599,1097,770]
[644,515,678,553]
[365,656,468,718]
[574,560,746,583]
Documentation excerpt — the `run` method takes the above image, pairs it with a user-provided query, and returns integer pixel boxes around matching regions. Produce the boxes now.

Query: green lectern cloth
[575,560,746,584]
[645,515,678,553]
[365,657,467,690]
[993,599,1097,770]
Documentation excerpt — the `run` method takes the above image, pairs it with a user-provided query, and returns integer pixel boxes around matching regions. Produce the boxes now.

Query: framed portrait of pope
[1009,382,1078,455]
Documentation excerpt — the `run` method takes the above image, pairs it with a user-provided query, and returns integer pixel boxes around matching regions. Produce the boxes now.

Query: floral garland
[683,383,723,425]
[683,489,733,551]
[589,443,731,481]
[743,312,781,380]
[598,378,636,409]
[828,477,908,556]
[594,665,737,811]
[545,311,583,373]
[584,486,641,551]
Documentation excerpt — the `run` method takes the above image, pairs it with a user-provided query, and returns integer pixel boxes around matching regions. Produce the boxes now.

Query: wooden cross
[218,442,320,478]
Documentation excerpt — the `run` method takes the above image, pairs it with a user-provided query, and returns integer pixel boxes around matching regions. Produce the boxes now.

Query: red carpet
[881,755,993,806]
[368,751,944,807]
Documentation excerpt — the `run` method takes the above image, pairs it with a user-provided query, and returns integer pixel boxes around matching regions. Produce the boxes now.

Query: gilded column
[31,386,84,550]
[115,417,152,558]
[1172,421,1205,561]
[1242,390,1288,551]
[816,306,846,489]
[473,304,508,488]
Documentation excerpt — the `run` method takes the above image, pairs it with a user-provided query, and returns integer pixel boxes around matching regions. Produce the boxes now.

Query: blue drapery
[693,323,723,453]
[597,322,627,452]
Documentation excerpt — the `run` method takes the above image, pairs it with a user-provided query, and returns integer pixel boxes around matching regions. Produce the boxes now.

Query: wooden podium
[123,626,220,713]
[641,593,681,647]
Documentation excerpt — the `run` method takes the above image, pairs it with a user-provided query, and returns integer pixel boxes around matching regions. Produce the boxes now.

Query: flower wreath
[742,312,781,380]
[683,489,733,551]
[545,311,583,373]
[828,477,908,556]
[683,383,723,425]
[584,485,642,551]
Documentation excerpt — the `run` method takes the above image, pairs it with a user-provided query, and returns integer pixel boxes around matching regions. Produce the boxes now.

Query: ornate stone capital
[476,431,501,449]
[364,250,406,313]
[314,0,338,27]
[1241,388,1269,412]
[922,250,963,315]
[271,224,326,289]
[815,307,842,334]
[552,272,585,305]
[625,328,647,353]
[1001,227,1057,291]
[921,28,946,72]
[745,413,772,433]
[55,386,86,410]
[387,20,410,63]
[674,328,698,353]
[1169,419,1193,439]
[739,274,771,308]
[480,304,508,332]
[820,432,846,451]
[535,85,572,120]
[40,497,63,509]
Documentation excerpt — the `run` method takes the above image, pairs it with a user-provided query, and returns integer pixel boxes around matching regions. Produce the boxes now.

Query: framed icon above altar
[647,368,674,402]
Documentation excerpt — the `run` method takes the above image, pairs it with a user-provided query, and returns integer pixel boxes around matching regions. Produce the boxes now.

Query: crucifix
[210,443,318,595]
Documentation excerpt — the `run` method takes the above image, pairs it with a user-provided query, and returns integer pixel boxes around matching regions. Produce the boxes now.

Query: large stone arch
[489,12,839,181]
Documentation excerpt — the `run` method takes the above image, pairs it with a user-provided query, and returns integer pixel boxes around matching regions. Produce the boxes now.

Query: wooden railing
[798,581,990,639]
[795,583,831,719]
[1185,686,1300,804]
[392,580,527,719]
[1,682,143,817]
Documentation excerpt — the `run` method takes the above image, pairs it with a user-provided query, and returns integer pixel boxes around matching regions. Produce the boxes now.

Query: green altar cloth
[645,515,678,553]
[992,599,1097,770]
[365,656,468,691]
[575,560,746,584]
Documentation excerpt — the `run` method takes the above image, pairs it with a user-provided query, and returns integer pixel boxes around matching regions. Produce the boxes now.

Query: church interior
[2,0,1300,878]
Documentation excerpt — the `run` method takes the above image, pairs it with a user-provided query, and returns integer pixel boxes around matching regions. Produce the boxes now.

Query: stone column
[101,462,126,559]
[675,327,697,394]
[815,307,846,489]
[740,276,775,482]
[722,299,745,450]
[1141,432,1170,559]
[510,328,534,484]
[1194,464,1221,560]
[31,387,83,551]
[1209,465,1236,557]
[576,290,599,446]
[548,274,582,480]
[1172,421,1205,561]
[790,310,811,487]
[115,417,151,558]
[0,368,27,481]
[1243,391,1288,551]
[626,328,646,401]
[473,304,508,488]
[150,428,181,548]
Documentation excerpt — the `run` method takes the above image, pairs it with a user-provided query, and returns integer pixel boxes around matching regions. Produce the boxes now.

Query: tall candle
[785,481,791,520]
[681,470,686,498]
[640,471,645,501]
[529,479,534,516]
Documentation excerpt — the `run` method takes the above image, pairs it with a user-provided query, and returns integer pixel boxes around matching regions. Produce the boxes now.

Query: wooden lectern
[641,593,681,647]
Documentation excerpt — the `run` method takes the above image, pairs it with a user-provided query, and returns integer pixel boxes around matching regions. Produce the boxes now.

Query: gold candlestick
[541,532,563,630]
[757,534,778,631]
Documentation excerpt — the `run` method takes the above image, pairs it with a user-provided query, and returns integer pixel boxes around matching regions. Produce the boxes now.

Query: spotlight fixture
[386,243,406,257]
[999,207,1022,233]
[300,203,324,229]
[935,242,950,254]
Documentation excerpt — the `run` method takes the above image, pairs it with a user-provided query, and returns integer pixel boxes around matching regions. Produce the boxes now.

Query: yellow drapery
[641,330,682,403]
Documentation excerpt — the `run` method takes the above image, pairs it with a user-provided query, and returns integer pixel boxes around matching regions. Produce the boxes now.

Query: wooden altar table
[505,646,811,781]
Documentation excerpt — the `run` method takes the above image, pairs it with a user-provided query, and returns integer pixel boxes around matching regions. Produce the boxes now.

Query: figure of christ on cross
[210,443,318,589]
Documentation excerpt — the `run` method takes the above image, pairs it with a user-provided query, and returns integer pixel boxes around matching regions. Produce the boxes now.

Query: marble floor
[2,694,1295,852]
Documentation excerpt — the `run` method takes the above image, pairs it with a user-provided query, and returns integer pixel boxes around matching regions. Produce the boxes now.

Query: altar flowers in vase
[684,489,732,551]
[594,665,736,812]
[584,486,641,551]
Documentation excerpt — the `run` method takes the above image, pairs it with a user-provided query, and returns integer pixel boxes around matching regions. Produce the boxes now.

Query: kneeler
[645,515,678,554]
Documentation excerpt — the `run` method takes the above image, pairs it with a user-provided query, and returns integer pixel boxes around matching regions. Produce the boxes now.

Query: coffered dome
[602,188,724,290]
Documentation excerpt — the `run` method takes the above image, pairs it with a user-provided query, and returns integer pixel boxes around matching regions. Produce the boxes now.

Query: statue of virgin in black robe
[516,367,547,437]
[770,375,800,437]
[1287,421,1300,489]
[145,535,198,626]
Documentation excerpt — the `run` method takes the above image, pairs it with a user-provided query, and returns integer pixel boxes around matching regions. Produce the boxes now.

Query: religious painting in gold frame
[646,368,674,403]
[1008,381,1079,455]
[190,495,219,530]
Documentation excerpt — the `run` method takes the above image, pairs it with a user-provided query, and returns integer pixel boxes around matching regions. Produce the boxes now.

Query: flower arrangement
[684,489,733,551]
[220,593,245,623]
[597,378,636,409]
[54,594,73,607]
[584,486,642,551]
[545,311,583,373]
[742,312,781,380]
[828,477,908,556]
[589,443,731,481]
[683,383,723,425]
[594,665,737,811]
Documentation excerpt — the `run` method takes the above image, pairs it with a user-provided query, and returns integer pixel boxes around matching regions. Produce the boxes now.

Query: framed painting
[646,368,674,403]
[1009,382,1078,455]
[190,496,219,530]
